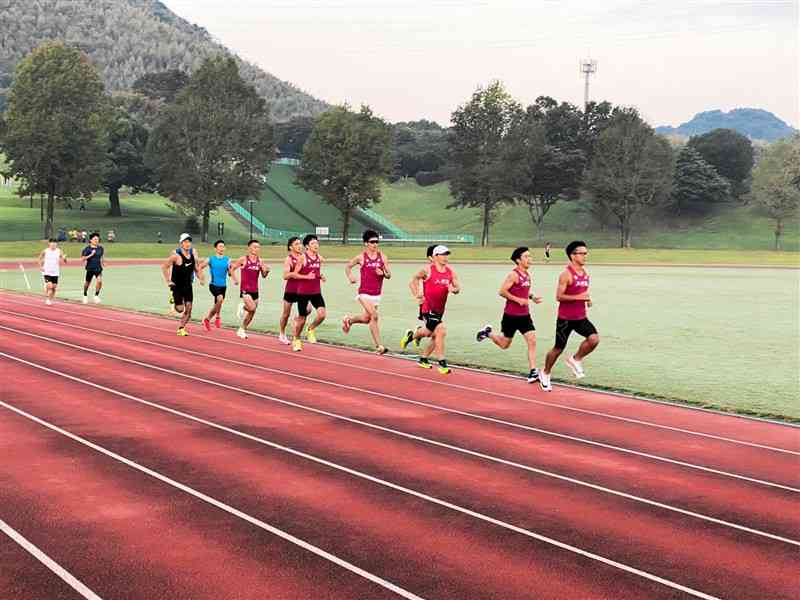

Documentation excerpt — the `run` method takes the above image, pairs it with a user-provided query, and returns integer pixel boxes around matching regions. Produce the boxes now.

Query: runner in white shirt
[38,238,67,305]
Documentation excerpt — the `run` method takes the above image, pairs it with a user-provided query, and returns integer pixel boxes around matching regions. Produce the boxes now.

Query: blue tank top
[208,255,230,287]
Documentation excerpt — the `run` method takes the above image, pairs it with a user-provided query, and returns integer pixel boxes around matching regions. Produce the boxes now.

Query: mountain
[656,108,797,142]
[0,0,329,121]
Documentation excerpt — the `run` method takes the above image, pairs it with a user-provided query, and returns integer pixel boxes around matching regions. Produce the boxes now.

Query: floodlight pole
[580,58,598,109]
[248,198,254,239]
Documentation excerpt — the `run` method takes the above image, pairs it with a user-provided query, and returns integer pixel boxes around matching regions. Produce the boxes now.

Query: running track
[0,290,798,599]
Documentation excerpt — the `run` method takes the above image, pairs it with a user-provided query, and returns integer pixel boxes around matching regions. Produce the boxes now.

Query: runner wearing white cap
[161,233,205,336]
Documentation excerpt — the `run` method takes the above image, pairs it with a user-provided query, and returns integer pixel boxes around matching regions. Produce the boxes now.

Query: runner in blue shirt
[80,232,105,304]
[201,239,232,331]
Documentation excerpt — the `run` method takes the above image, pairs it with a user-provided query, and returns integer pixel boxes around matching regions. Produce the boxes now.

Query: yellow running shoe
[177,327,188,337]
[418,357,432,369]
[437,359,451,375]
[400,329,413,350]
[307,328,317,343]
[292,339,302,352]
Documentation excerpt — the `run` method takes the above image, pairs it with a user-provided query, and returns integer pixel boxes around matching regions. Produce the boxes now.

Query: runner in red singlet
[292,234,326,352]
[278,236,307,345]
[230,239,270,339]
[476,247,543,384]
[401,245,461,374]
[343,230,392,354]
[540,240,599,392]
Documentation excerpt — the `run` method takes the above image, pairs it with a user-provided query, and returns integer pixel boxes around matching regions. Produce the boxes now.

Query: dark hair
[426,244,436,258]
[213,239,225,248]
[287,236,300,250]
[48,238,57,243]
[89,232,100,241]
[362,230,379,243]
[303,234,318,246]
[566,240,587,258]
[247,239,260,246]
[510,246,529,263]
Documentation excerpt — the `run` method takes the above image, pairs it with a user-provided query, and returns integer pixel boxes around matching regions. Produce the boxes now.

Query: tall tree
[103,107,152,216]
[148,56,274,242]
[751,136,800,250]
[273,116,314,158]
[584,109,674,248]
[132,70,190,103]
[297,105,393,243]
[670,146,730,215]
[688,128,754,199]
[448,81,519,246]
[0,42,106,238]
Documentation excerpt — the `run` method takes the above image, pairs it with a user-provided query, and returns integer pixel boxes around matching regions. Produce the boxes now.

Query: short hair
[426,244,436,258]
[510,246,529,263]
[213,239,225,248]
[48,238,57,243]
[303,234,318,246]
[362,230,379,243]
[566,240,587,258]
[287,236,300,250]
[89,232,100,241]
[247,239,260,246]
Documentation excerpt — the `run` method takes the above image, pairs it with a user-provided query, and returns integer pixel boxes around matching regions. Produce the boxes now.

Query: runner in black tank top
[162,233,205,336]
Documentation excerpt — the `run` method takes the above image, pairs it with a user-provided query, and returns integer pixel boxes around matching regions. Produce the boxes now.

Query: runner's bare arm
[499,271,527,306]
[194,253,205,284]
[60,249,67,264]
[229,257,244,285]
[37,250,45,268]
[345,254,361,284]
[409,267,428,304]
[555,270,589,302]
[161,255,178,286]
[378,253,391,279]
[283,256,294,280]
[449,269,461,294]
[260,262,270,277]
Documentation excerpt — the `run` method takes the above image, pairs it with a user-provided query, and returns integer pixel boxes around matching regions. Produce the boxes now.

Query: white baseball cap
[432,245,451,256]
[179,233,192,243]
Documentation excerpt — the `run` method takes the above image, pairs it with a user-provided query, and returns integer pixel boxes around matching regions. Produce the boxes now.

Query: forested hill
[0,0,329,121]
[656,108,797,142]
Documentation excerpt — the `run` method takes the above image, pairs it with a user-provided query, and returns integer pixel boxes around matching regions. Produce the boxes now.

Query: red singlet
[358,251,385,296]
[297,252,321,295]
[422,265,453,315]
[558,264,590,320]
[240,256,261,294]
[504,268,531,316]
[284,253,301,294]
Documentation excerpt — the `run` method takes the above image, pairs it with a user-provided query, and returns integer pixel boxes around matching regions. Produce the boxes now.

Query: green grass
[1,262,797,420]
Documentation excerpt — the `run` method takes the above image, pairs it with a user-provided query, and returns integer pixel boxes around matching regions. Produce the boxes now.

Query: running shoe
[168,290,174,305]
[236,327,248,339]
[93,296,101,304]
[307,328,317,343]
[82,296,88,304]
[177,327,188,337]
[565,355,586,379]
[527,368,540,383]
[400,329,414,350]
[376,345,387,355]
[278,333,290,345]
[437,359,451,375]
[202,318,211,332]
[476,324,492,342]
[418,357,432,369]
[236,302,245,321]
[45,299,52,305]
[539,370,552,392]
[292,339,302,352]
[214,316,221,328]
[342,315,352,334]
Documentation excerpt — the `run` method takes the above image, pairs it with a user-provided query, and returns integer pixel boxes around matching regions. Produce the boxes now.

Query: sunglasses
[367,239,380,244]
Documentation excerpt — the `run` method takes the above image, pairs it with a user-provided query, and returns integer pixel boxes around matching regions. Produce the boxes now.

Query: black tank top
[171,249,195,287]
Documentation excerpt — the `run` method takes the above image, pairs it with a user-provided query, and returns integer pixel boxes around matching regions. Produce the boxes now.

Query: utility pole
[580,58,598,109]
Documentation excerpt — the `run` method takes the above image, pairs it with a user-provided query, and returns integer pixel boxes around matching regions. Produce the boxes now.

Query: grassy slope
[1,263,797,420]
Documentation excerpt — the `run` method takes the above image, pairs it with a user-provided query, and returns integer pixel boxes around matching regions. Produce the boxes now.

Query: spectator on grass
[69,229,79,242]
[79,199,86,211]
[57,228,67,242]
[107,229,116,243]
[157,231,163,244]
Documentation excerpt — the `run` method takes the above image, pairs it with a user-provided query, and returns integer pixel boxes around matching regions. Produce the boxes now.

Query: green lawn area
[1,262,797,421]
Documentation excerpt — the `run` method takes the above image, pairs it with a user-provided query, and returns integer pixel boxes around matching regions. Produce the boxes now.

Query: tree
[392,120,448,179]
[448,81,520,246]
[273,116,314,158]
[751,137,800,250]
[296,105,393,243]
[584,109,674,248]
[670,146,730,215]
[103,107,152,216]
[132,69,190,103]
[147,56,274,242]
[0,42,106,238]
[688,128,754,199]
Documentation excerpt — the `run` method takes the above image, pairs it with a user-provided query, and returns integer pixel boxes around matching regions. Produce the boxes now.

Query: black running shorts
[297,294,325,317]
[84,269,102,283]
[43,275,59,284]
[172,285,193,306]
[421,311,444,332]
[501,313,535,338]
[283,291,300,304]
[240,290,259,301]
[554,318,597,350]
[209,284,226,299]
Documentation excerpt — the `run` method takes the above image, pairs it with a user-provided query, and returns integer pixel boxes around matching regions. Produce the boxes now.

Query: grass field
[1,261,797,421]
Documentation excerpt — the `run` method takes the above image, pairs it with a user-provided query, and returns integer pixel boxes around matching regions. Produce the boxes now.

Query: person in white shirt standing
[38,238,67,305]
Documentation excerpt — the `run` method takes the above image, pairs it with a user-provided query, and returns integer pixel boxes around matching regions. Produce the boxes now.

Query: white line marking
[0,357,723,600]
[0,518,104,600]
[4,299,795,454]
[1,321,797,495]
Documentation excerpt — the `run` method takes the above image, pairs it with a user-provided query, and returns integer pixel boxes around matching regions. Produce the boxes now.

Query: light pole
[248,198,254,239]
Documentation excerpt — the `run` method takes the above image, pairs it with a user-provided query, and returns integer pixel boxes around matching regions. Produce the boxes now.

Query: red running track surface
[0,290,798,599]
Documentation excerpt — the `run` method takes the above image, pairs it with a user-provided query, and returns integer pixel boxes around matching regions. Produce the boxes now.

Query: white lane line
[0,398,424,600]
[1,322,797,496]
[0,358,723,600]
[4,300,795,455]
[0,518,104,600]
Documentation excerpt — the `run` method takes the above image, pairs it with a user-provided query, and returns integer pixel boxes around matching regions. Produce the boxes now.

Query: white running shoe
[82,296,88,304]
[539,370,552,392]
[45,299,52,306]
[565,355,586,379]
[93,296,101,304]
[236,302,245,321]
[236,327,248,339]
[278,334,290,345]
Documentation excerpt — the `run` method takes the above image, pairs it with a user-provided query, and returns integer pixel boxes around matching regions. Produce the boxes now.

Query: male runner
[401,245,461,374]
[161,233,205,336]
[38,239,67,305]
[292,234,326,352]
[544,242,552,263]
[343,230,392,354]
[201,240,231,331]
[279,236,306,345]
[80,232,105,304]
[539,240,600,392]
[476,247,543,383]
[230,239,270,339]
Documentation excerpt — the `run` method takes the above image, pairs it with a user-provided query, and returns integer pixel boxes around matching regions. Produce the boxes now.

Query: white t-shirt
[42,248,62,276]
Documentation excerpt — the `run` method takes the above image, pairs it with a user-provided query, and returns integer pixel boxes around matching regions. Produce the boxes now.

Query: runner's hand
[587,299,593,308]
[531,295,543,304]
[348,275,357,285]
[416,294,424,305]
[321,274,327,282]
[375,268,384,277]
[517,297,529,306]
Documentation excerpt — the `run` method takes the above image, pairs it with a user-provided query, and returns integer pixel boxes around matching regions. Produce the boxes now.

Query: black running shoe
[418,357,432,369]
[527,368,540,383]
[437,359,451,375]
[476,324,492,342]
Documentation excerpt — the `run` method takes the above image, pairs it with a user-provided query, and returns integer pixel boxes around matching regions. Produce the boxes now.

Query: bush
[415,170,447,187]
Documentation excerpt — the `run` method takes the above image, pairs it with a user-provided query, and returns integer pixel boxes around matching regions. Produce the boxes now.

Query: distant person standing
[278,236,306,345]
[292,234,327,351]
[201,240,232,331]
[544,242,552,263]
[80,232,105,304]
[107,229,116,243]
[342,230,392,354]
[539,240,600,392]
[476,246,543,384]
[161,233,205,336]
[38,239,67,305]
[230,239,270,339]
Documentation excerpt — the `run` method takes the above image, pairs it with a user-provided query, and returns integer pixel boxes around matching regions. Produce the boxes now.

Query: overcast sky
[162,0,799,128]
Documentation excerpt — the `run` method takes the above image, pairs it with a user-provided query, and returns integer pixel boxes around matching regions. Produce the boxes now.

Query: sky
[162,0,799,128]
